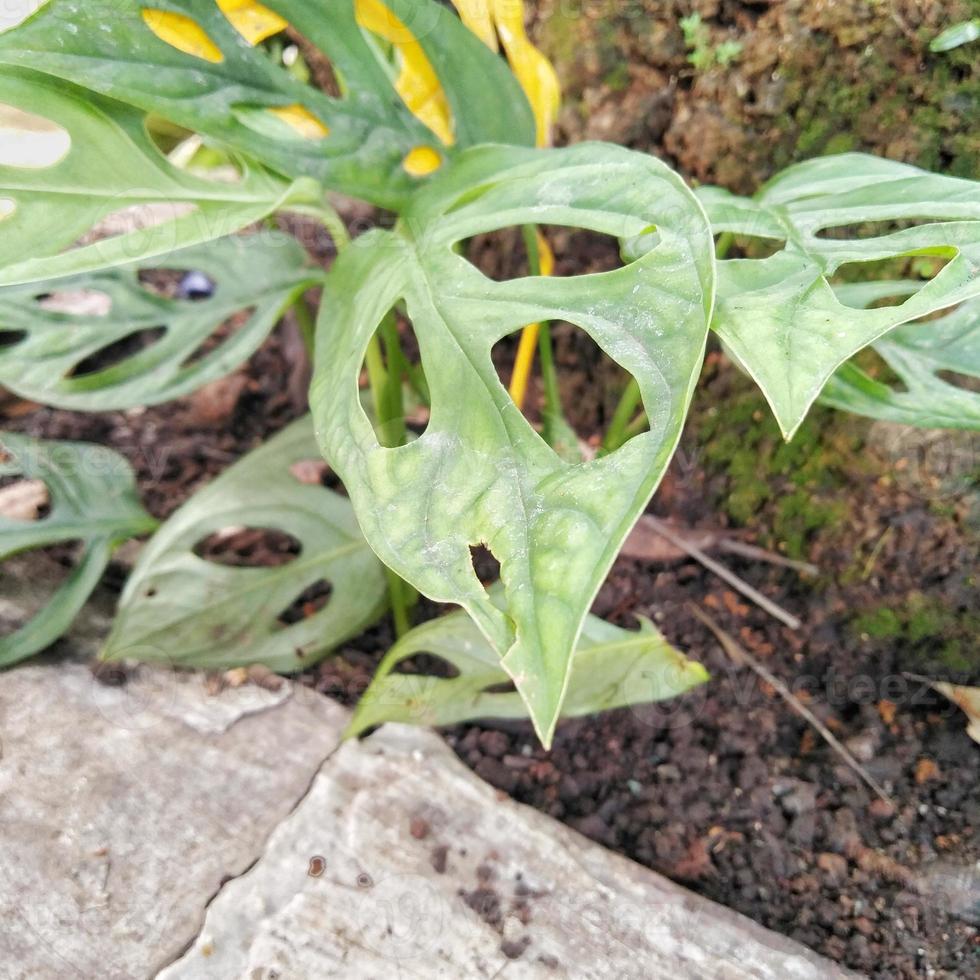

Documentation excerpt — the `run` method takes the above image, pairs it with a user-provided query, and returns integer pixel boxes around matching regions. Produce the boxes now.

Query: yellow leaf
[451,0,560,147]
[450,0,497,50]
[268,104,329,140]
[217,0,288,45]
[932,680,980,744]
[141,9,224,63]
[491,0,560,148]
[356,0,455,146]
[402,145,443,177]
[508,231,555,409]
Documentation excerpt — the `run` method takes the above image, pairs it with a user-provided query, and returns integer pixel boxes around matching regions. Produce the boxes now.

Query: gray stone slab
[0,659,347,980]
[163,724,858,980]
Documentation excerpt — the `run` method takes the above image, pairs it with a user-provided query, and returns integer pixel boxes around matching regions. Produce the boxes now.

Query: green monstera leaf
[0,432,157,667]
[311,143,714,745]
[0,234,321,410]
[821,283,980,430]
[0,66,316,287]
[0,0,535,209]
[347,596,709,736]
[101,416,388,672]
[699,154,980,438]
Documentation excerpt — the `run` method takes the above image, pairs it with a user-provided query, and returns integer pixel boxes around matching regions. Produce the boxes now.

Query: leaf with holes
[347,594,708,736]
[698,153,980,438]
[310,143,714,745]
[0,66,316,287]
[0,432,157,668]
[101,416,388,671]
[0,234,321,410]
[0,0,535,209]
[820,284,980,430]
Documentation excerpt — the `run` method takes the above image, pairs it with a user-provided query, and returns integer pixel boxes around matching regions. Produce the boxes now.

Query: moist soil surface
[5,2,980,977]
[7,294,978,979]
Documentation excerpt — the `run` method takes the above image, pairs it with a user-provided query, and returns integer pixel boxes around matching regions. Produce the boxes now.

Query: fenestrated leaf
[0,234,321,410]
[0,432,157,667]
[311,143,714,745]
[699,154,980,438]
[347,596,708,736]
[0,0,535,209]
[101,416,388,672]
[821,283,980,430]
[0,66,316,287]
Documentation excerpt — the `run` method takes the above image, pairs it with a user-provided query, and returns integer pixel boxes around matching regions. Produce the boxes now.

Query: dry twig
[690,604,896,808]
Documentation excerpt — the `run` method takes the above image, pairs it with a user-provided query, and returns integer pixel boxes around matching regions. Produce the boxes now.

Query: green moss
[851,595,980,674]
[853,607,904,639]
[694,375,864,558]
[603,62,630,92]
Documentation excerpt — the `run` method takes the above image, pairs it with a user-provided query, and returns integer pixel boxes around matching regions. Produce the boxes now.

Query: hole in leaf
[0,540,80,636]
[851,347,908,393]
[82,202,199,252]
[466,226,623,283]
[361,306,430,445]
[492,322,643,449]
[288,458,349,496]
[141,9,225,63]
[276,578,333,626]
[0,478,49,522]
[70,327,168,379]
[217,0,288,45]
[0,198,14,222]
[0,330,27,350]
[179,306,256,367]
[480,679,517,695]
[833,254,952,307]
[193,527,302,567]
[232,103,329,141]
[720,235,787,259]
[937,369,980,393]
[37,289,113,317]
[815,218,955,241]
[0,104,71,169]
[469,544,500,585]
[392,653,461,679]
[289,458,329,486]
[138,267,217,301]
[357,0,454,145]
[144,114,195,156]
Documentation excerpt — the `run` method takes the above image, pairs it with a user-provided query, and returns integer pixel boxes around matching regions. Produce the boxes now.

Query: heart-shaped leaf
[0,0,535,209]
[0,66,316,287]
[699,154,980,438]
[310,143,714,745]
[821,284,980,430]
[101,416,388,672]
[0,234,321,410]
[0,432,157,667]
[347,596,708,736]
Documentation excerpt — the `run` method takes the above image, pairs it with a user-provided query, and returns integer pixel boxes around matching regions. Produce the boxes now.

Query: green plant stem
[715,231,734,259]
[296,199,351,251]
[292,294,317,356]
[304,199,413,636]
[602,377,642,453]
[377,311,408,448]
[363,335,388,428]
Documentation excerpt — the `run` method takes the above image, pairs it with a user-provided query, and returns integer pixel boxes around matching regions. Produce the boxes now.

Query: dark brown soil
[6,246,979,979]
